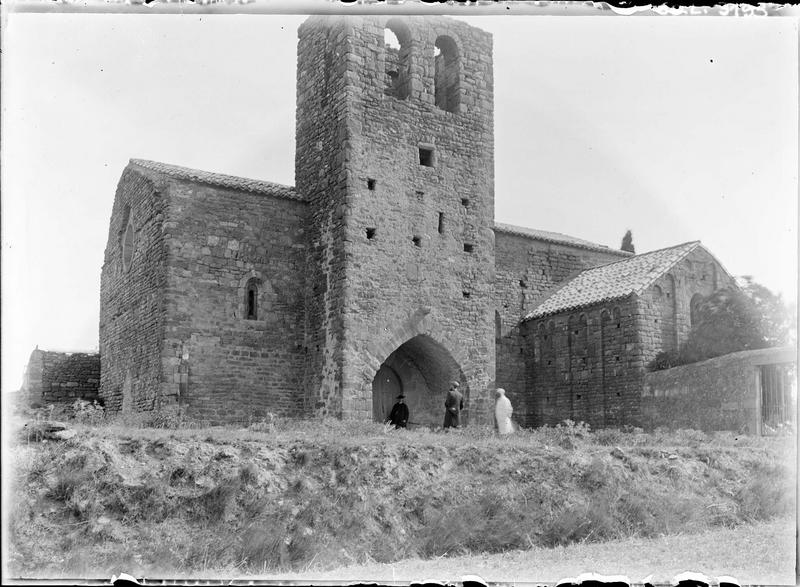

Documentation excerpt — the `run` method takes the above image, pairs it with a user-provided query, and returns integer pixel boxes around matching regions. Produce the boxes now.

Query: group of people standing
[385,381,515,435]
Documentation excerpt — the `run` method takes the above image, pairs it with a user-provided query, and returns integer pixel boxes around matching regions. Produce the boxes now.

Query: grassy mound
[5,417,796,578]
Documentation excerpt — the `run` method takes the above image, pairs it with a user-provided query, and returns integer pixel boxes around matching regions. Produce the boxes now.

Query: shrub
[580,456,613,491]
[168,466,195,486]
[735,466,795,522]
[46,470,87,503]
[144,405,188,429]
[101,479,171,522]
[648,350,681,372]
[248,413,276,433]
[535,420,592,448]
[416,490,536,557]
[594,428,623,446]
[539,498,616,547]
[238,463,258,486]
[194,478,241,523]
[72,399,105,425]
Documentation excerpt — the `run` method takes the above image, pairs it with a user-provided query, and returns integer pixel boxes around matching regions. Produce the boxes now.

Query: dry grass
[4,413,796,579]
[264,517,796,585]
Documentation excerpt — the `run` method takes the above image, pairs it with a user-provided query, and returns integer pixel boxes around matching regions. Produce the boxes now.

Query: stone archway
[371,334,467,428]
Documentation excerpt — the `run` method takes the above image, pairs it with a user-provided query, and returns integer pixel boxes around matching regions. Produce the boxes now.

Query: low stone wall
[641,347,796,433]
[22,349,101,405]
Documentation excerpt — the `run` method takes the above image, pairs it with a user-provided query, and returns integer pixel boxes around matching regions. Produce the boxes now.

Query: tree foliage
[620,230,635,253]
[737,275,796,347]
[679,287,768,362]
[648,279,795,371]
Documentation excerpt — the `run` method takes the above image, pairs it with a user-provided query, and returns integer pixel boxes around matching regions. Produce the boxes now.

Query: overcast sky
[2,10,797,393]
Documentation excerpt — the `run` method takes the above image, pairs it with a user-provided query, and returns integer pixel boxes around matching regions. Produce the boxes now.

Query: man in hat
[443,380,464,429]
[387,394,409,429]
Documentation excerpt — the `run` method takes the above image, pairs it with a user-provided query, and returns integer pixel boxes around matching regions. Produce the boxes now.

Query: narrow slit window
[246,280,259,320]
[419,147,435,167]
[438,212,444,234]
[122,220,135,272]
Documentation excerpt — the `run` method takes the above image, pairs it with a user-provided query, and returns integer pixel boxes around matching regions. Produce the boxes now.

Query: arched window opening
[567,315,577,347]
[384,28,400,50]
[613,307,622,329]
[662,274,678,351]
[245,279,259,320]
[579,314,589,350]
[434,35,460,113]
[384,20,411,100]
[122,219,135,272]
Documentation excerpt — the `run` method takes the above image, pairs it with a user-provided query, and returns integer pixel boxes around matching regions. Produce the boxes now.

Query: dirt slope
[4,419,796,579]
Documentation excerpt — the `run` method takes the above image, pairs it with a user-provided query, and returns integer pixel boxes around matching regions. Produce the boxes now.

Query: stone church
[99,16,734,427]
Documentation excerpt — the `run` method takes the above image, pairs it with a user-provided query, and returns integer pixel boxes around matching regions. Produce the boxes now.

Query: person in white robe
[495,388,514,435]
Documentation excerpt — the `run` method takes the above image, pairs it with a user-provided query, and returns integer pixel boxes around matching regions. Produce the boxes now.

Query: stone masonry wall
[160,179,307,423]
[22,349,100,405]
[525,297,644,428]
[494,230,629,426]
[636,247,736,366]
[99,166,168,412]
[641,347,797,433]
[297,16,497,425]
[520,247,737,429]
[295,17,352,418]
[342,16,496,425]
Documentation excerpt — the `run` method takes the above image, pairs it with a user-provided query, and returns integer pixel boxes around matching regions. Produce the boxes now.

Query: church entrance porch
[371,334,467,428]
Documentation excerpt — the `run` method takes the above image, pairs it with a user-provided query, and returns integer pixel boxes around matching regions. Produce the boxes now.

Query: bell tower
[296,16,495,424]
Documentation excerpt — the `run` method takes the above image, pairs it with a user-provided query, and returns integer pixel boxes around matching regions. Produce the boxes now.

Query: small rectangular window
[461,197,470,207]
[419,147,435,167]
[367,178,376,191]
[463,243,474,253]
[412,235,422,247]
[366,228,376,240]
[462,291,471,299]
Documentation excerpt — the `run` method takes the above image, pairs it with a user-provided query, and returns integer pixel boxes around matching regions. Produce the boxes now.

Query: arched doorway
[372,365,402,422]
[371,334,467,428]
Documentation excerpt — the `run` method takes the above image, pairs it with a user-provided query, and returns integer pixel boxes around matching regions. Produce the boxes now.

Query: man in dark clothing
[443,381,464,429]
[387,394,409,429]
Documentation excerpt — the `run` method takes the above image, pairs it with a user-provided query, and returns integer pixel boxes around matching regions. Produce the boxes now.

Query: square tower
[296,16,495,425]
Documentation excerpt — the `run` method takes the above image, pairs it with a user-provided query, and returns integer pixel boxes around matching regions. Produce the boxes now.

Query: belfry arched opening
[371,334,467,428]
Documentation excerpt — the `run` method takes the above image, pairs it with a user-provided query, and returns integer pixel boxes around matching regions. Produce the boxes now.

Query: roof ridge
[493,222,631,256]
[523,240,705,321]
[631,242,701,296]
[580,240,701,273]
[129,159,302,200]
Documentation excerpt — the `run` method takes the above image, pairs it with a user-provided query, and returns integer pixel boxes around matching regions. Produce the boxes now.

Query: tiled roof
[525,241,702,320]
[493,222,631,256]
[130,159,302,201]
